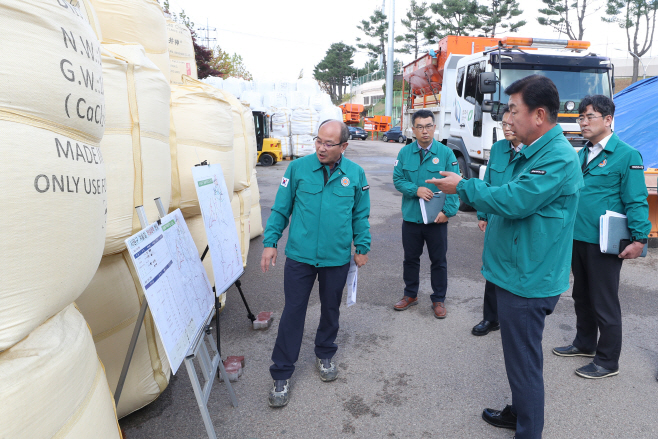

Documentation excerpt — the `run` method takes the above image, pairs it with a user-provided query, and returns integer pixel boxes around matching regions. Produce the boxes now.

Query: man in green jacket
[392,109,459,319]
[472,107,523,336]
[261,120,371,408]
[427,75,583,439]
[553,95,651,379]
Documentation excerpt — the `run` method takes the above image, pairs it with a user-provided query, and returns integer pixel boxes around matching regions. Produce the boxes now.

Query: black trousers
[482,279,498,322]
[402,221,448,303]
[270,258,350,380]
[571,239,624,370]
[496,285,560,439]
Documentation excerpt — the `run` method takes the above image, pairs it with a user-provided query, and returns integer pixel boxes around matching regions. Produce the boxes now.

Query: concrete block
[253,311,274,330]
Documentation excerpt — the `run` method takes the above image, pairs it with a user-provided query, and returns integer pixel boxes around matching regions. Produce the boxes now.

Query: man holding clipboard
[552,95,651,379]
[392,109,460,319]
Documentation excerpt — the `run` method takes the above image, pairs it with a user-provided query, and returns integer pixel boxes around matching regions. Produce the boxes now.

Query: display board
[192,164,244,295]
[124,209,214,374]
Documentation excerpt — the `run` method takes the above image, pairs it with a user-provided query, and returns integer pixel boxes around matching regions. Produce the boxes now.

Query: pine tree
[313,43,357,103]
[396,1,431,59]
[537,0,601,40]
[356,9,390,72]
[478,0,526,37]
[424,0,482,44]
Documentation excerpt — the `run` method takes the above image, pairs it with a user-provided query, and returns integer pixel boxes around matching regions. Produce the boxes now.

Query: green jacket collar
[580,132,619,173]
[520,125,564,159]
[311,152,344,172]
[411,139,439,157]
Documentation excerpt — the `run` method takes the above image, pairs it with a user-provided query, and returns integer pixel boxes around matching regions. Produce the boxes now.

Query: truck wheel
[260,153,274,167]
[398,136,404,143]
[382,135,388,142]
[457,156,475,212]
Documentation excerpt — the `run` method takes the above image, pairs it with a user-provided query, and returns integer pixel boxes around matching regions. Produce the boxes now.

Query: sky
[164,0,656,82]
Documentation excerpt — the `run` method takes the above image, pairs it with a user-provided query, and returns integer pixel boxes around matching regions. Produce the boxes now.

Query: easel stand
[114,198,237,439]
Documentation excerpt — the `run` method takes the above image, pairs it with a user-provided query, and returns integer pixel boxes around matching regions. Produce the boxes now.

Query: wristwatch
[632,238,648,244]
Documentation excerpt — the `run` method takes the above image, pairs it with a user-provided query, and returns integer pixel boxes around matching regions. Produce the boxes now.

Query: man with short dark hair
[472,107,523,336]
[261,119,371,408]
[392,109,459,319]
[426,75,583,439]
[553,95,650,379]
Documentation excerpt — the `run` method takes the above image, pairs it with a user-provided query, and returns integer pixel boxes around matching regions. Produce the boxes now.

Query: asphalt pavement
[121,139,658,439]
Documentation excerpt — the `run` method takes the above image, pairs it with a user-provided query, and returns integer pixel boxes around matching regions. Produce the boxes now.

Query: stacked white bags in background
[0,1,121,436]
[203,76,224,89]
[311,92,333,112]
[241,90,263,108]
[263,91,287,108]
[223,77,245,99]
[291,107,320,157]
[270,108,292,157]
[319,105,344,125]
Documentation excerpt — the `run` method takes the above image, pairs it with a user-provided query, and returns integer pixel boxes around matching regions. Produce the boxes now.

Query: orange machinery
[339,103,363,125]
[363,115,391,140]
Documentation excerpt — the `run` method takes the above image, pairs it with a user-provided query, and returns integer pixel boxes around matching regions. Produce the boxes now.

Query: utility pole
[385,0,395,118]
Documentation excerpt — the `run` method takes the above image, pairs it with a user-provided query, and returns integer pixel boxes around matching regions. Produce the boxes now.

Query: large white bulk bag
[288,91,310,109]
[76,253,171,418]
[291,107,320,135]
[311,92,333,112]
[166,19,197,84]
[88,0,171,82]
[242,102,258,171]
[172,77,235,217]
[249,169,263,239]
[241,90,263,108]
[275,81,297,93]
[0,0,107,351]
[231,189,251,267]
[100,44,172,255]
[297,78,320,95]
[263,91,287,108]
[223,77,244,99]
[277,136,292,158]
[292,134,316,157]
[319,105,344,125]
[202,76,224,89]
[67,0,103,39]
[270,108,291,138]
[255,80,275,94]
[220,90,253,192]
[0,304,122,438]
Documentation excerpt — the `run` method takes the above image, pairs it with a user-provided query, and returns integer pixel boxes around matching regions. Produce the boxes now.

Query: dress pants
[496,284,560,439]
[482,279,498,322]
[270,258,350,380]
[571,240,624,370]
[402,221,448,303]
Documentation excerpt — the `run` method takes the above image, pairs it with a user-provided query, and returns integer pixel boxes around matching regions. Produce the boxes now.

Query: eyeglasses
[576,114,605,124]
[313,137,343,148]
[502,122,513,129]
[414,124,435,132]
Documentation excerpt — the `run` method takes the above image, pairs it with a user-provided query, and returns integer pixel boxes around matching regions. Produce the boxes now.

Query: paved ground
[121,139,658,439]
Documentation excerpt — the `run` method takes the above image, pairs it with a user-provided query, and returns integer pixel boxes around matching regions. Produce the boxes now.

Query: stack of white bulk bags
[297,78,320,96]
[279,136,293,158]
[242,101,259,170]
[255,80,275,95]
[241,90,263,108]
[1,1,119,435]
[311,92,333,112]
[319,105,344,125]
[223,77,244,99]
[88,0,171,82]
[203,76,224,89]
[166,18,197,84]
[220,89,256,192]
[288,91,310,109]
[263,91,287,108]
[270,108,292,158]
[275,81,297,94]
[76,43,173,418]
[291,107,319,157]
[249,169,264,239]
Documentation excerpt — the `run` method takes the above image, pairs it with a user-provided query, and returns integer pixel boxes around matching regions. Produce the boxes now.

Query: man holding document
[552,95,651,379]
[392,109,459,319]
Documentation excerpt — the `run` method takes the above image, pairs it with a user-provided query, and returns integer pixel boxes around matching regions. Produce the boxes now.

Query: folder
[599,210,648,257]
[420,191,446,224]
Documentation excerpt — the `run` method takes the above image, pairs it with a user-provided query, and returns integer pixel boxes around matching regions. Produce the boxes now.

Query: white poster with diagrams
[192,164,244,295]
[125,212,214,375]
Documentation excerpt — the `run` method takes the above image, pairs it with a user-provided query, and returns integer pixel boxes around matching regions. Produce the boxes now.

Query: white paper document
[346,257,358,307]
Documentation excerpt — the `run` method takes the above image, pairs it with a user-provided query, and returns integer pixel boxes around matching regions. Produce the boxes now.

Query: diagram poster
[192,164,244,296]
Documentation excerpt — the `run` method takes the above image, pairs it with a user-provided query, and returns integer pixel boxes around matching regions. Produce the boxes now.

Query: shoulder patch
[630,165,644,170]
[530,169,546,175]
[281,177,289,187]
[451,161,458,166]
[362,185,370,191]
[394,160,399,166]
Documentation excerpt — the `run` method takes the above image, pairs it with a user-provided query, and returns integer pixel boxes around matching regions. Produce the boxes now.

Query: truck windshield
[493,68,612,112]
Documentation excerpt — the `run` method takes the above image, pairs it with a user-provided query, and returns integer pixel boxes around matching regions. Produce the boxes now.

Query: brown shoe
[393,296,418,311]
[432,302,447,319]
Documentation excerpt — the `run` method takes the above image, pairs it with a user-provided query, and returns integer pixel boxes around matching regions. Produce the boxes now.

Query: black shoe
[552,344,595,357]
[575,362,619,379]
[268,379,290,407]
[482,405,517,430]
[472,320,500,336]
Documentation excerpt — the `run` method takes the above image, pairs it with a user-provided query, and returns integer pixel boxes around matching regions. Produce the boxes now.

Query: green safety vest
[393,139,460,222]
[457,125,584,298]
[263,153,371,267]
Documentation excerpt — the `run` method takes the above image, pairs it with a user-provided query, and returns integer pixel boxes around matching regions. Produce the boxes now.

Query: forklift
[252,110,282,166]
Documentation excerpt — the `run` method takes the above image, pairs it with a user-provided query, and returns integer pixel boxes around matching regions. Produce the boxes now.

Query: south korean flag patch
[394,160,399,167]
[281,177,289,187]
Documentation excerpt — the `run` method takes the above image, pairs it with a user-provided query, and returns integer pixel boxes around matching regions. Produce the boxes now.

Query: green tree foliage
[314,42,357,103]
[356,9,390,72]
[395,1,431,59]
[604,0,658,83]
[208,47,253,80]
[479,0,526,37]
[424,0,482,44]
[355,59,381,78]
[537,0,600,40]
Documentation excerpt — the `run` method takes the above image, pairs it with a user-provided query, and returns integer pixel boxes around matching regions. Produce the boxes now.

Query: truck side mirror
[479,72,498,94]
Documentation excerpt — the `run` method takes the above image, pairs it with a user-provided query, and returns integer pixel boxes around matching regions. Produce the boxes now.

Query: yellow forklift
[252,110,282,166]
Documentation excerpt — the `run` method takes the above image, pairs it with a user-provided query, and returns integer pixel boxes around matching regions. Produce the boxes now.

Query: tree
[208,47,253,80]
[478,0,526,37]
[356,9,390,73]
[396,1,431,59]
[604,0,658,83]
[314,43,356,103]
[424,0,482,44]
[537,0,601,40]
[355,59,380,78]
